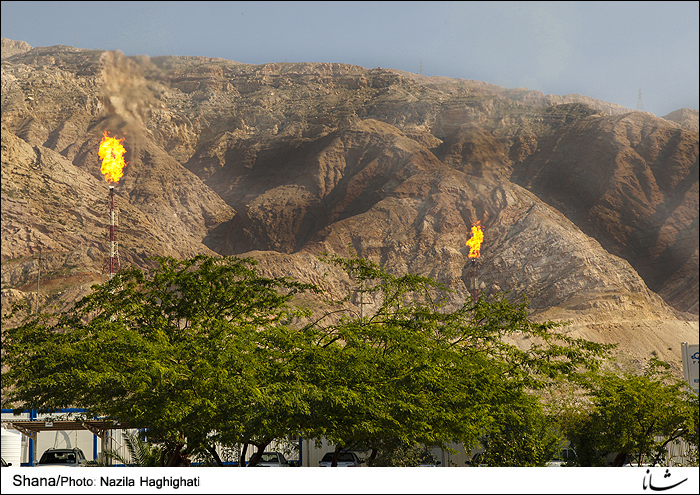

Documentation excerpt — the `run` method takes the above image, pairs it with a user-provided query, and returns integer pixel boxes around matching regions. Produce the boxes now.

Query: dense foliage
[560,356,699,466]
[363,439,440,467]
[2,253,615,466]
[2,255,315,465]
[478,394,562,466]
[305,253,612,466]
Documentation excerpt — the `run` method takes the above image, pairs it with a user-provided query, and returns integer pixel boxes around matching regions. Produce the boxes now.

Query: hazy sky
[2,1,698,116]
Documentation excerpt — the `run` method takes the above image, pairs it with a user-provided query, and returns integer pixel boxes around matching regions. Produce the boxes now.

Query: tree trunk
[368,448,378,466]
[240,443,249,467]
[166,444,183,467]
[248,442,268,467]
[206,445,224,466]
[332,445,342,467]
[181,445,193,467]
[612,451,628,467]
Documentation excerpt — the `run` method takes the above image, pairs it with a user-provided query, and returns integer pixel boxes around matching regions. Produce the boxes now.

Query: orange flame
[466,221,483,258]
[99,131,128,183]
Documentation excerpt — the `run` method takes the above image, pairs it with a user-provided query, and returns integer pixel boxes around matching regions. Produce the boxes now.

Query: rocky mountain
[2,39,698,375]
[663,108,700,133]
[0,38,31,59]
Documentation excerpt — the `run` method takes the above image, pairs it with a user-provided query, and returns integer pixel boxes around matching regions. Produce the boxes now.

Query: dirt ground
[562,318,698,378]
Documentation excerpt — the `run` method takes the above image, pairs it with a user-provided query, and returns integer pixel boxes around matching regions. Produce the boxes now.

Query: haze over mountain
[1,39,698,375]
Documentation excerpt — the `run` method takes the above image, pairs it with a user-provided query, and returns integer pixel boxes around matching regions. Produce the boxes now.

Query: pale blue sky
[1,1,698,116]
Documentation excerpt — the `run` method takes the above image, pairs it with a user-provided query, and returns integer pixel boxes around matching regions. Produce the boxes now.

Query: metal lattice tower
[103,186,120,280]
[636,89,646,112]
[470,258,479,301]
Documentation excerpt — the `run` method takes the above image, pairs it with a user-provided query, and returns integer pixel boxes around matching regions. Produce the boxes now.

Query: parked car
[319,451,364,467]
[35,448,88,467]
[250,451,290,467]
[546,447,576,467]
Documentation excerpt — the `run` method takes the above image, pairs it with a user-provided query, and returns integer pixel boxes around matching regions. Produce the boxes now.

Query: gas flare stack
[466,222,484,301]
[469,257,479,301]
[98,131,128,281]
[103,186,120,280]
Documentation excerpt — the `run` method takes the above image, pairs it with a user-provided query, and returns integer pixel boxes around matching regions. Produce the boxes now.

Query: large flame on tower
[466,221,483,258]
[99,131,128,183]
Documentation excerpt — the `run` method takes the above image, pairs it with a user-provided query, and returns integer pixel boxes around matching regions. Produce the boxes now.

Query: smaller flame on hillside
[466,221,483,258]
[99,131,128,183]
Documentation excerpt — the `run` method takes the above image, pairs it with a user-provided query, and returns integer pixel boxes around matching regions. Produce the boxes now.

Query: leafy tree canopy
[2,252,614,467]
[2,255,316,465]
[304,252,613,462]
[560,355,699,467]
[478,393,563,466]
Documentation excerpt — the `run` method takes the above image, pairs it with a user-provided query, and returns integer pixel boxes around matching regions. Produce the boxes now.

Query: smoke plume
[98,50,160,139]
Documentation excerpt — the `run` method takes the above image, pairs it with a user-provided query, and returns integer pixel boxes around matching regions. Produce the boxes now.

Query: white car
[318,451,364,467]
[250,452,291,467]
[35,448,88,467]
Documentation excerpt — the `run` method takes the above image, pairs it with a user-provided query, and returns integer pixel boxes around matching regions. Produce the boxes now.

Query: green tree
[214,321,327,467]
[306,252,613,466]
[561,356,699,466]
[478,394,563,466]
[1,255,316,466]
[2,252,614,468]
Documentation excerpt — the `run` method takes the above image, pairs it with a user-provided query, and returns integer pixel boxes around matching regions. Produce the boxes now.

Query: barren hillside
[2,39,698,376]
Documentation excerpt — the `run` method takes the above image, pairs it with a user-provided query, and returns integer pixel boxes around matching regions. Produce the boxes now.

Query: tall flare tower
[469,257,479,301]
[466,222,483,301]
[98,131,128,281]
[103,186,120,280]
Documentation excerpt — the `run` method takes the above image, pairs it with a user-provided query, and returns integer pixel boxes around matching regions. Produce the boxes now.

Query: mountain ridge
[2,38,697,376]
